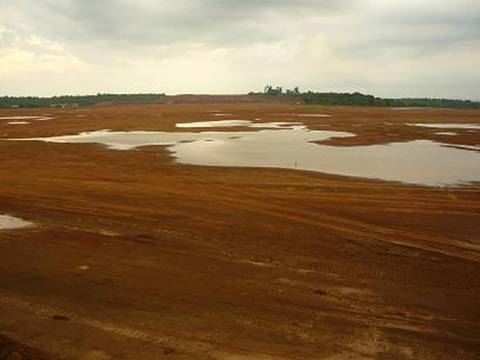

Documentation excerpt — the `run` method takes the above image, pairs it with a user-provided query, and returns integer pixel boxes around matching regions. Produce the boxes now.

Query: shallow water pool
[14,121,480,186]
[0,215,32,230]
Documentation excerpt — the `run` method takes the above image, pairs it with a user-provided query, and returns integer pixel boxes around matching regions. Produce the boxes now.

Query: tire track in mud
[206,189,480,263]
[0,292,215,358]
[0,293,298,360]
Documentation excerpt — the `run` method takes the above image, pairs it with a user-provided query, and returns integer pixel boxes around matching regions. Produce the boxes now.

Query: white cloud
[0,0,478,99]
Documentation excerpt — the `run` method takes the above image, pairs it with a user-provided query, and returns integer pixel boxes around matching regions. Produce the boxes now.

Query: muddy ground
[0,102,479,359]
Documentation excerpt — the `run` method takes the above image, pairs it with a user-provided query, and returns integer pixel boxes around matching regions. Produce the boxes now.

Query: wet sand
[0,102,479,359]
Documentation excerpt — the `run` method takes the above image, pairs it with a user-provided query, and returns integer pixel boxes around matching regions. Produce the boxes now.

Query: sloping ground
[0,103,479,359]
[0,334,54,359]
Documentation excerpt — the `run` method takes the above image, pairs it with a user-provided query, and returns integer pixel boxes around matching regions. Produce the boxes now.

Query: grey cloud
[328,0,480,59]
[2,0,358,47]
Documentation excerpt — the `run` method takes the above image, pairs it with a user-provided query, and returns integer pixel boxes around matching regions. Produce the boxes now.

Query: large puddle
[176,120,303,129]
[412,123,480,130]
[7,121,30,125]
[436,132,457,136]
[296,114,332,118]
[177,120,253,128]
[12,120,480,186]
[392,107,430,111]
[0,115,53,125]
[0,215,32,230]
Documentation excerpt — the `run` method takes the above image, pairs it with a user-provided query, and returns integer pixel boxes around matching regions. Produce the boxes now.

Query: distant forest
[1,89,478,109]
[0,93,167,108]
[250,86,480,109]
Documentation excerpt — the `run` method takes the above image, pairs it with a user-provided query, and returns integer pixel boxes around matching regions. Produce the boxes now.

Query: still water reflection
[16,121,480,186]
[0,215,32,230]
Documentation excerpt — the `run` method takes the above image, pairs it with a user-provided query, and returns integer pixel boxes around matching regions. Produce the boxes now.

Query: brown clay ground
[0,102,479,359]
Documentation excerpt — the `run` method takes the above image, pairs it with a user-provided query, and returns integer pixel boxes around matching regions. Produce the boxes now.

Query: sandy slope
[0,102,479,359]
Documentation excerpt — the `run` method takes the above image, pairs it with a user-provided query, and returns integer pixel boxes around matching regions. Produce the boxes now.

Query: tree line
[1,89,478,109]
[0,93,167,108]
[250,86,479,109]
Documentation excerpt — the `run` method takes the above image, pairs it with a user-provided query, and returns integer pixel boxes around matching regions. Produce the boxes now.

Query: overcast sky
[0,0,479,99]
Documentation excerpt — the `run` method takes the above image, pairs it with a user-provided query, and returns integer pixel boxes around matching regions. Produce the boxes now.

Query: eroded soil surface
[0,103,479,359]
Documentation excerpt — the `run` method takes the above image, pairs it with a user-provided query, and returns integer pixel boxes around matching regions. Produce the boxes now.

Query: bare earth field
[0,102,479,359]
